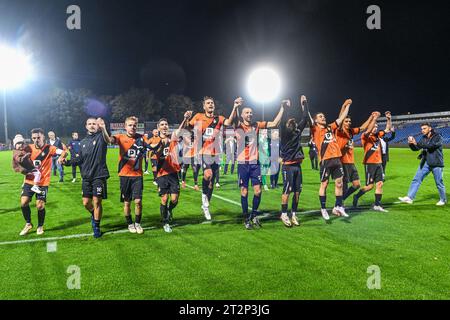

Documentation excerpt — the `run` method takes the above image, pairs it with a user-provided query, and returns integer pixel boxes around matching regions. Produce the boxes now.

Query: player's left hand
[57,157,65,165]
[385,111,392,119]
[344,99,353,106]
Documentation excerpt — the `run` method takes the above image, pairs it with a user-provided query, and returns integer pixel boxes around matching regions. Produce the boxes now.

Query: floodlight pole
[2,88,7,146]
[262,102,265,122]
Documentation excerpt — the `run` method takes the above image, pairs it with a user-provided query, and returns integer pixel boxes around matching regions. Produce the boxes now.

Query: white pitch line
[186,184,253,210]
[0,226,157,247]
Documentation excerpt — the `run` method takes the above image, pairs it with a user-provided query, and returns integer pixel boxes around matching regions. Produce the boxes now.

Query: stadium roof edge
[378,111,450,121]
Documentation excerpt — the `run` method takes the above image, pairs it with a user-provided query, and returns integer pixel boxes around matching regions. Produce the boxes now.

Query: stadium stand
[300,111,450,147]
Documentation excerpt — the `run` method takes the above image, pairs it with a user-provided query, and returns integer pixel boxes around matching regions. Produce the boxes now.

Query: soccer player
[103,116,146,234]
[279,96,309,227]
[185,96,241,220]
[235,100,285,229]
[398,122,447,206]
[148,116,189,233]
[352,111,392,212]
[335,111,379,203]
[145,129,161,186]
[180,129,201,190]
[310,99,352,220]
[19,128,66,236]
[66,117,110,238]
[67,132,81,183]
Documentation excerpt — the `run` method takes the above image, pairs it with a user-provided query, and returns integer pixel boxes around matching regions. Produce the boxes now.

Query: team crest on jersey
[128,149,137,158]
[93,141,96,146]
[324,132,333,142]
[163,148,169,156]
[205,128,214,136]
[33,160,42,167]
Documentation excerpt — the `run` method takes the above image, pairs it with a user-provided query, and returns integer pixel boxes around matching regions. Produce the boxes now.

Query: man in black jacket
[65,117,110,238]
[398,123,447,206]
[381,128,396,172]
[279,95,310,227]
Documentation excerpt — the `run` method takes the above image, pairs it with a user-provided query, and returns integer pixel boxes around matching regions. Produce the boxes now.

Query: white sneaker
[281,213,292,227]
[398,196,413,204]
[19,223,33,236]
[144,171,150,175]
[264,185,269,191]
[215,183,220,188]
[334,206,349,218]
[36,226,44,235]
[291,213,300,226]
[153,181,158,186]
[202,206,212,221]
[163,224,173,233]
[31,185,44,195]
[135,223,144,234]
[128,224,137,233]
[72,178,76,183]
[373,205,389,212]
[436,200,447,206]
[321,209,330,221]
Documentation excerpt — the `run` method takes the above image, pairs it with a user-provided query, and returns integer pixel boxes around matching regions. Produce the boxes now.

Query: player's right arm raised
[97,118,115,144]
[335,99,352,126]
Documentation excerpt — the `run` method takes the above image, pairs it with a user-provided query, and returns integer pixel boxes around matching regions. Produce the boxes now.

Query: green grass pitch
[0,148,449,300]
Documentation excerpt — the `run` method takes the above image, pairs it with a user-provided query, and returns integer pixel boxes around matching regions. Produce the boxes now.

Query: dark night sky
[0,0,449,131]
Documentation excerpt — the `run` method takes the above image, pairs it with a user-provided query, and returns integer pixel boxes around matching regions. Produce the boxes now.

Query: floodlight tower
[0,45,33,146]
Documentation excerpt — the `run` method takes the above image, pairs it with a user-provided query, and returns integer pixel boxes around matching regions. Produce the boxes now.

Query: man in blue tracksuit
[398,122,447,206]
[68,132,82,182]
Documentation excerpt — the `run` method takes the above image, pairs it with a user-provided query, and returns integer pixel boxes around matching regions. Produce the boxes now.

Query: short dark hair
[158,118,168,126]
[30,128,44,135]
[86,117,97,123]
[420,122,432,128]
[313,112,324,120]
[203,96,214,104]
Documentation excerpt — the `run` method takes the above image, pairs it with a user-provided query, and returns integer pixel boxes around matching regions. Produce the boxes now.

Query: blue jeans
[52,156,64,180]
[407,163,447,202]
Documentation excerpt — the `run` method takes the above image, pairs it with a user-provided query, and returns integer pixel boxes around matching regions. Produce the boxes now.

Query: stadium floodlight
[0,44,34,145]
[247,67,281,104]
[247,66,281,120]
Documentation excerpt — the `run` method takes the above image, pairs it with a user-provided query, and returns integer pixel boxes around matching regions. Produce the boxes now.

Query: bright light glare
[247,67,281,103]
[0,45,33,89]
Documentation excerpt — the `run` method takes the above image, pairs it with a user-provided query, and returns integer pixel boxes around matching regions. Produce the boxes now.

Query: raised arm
[267,100,287,128]
[297,96,311,132]
[365,111,381,135]
[336,99,352,126]
[224,97,243,127]
[174,111,193,139]
[359,114,374,132]
[97,118,115,144]
[384,111,392,133]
